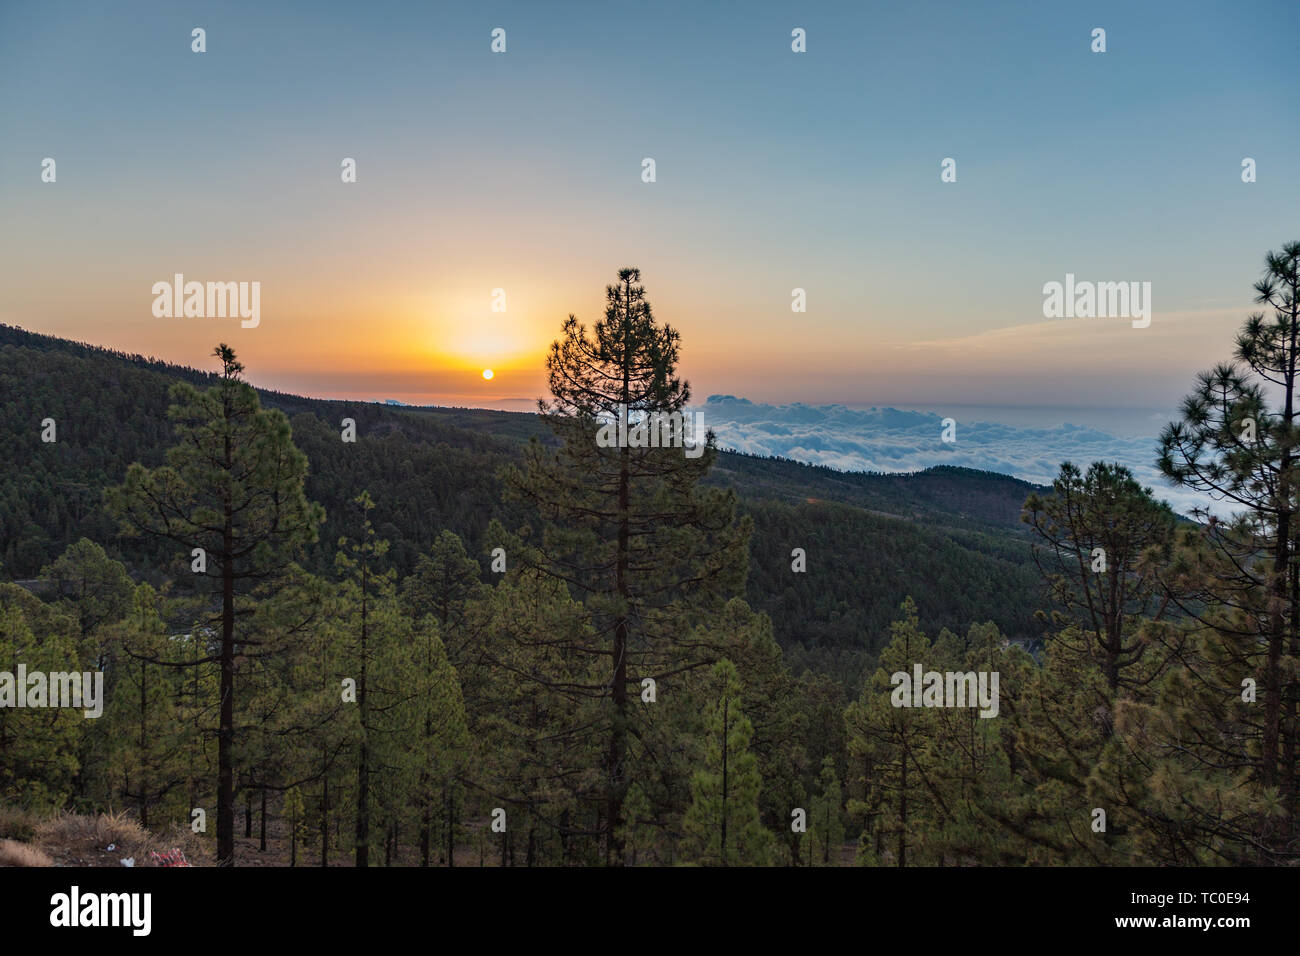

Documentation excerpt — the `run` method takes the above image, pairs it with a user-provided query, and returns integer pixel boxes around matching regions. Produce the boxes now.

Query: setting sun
[482,369,494,380]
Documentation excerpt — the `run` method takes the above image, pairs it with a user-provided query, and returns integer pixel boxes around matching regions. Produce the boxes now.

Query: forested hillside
[0,323,1043,682]
[3,248,1298,869]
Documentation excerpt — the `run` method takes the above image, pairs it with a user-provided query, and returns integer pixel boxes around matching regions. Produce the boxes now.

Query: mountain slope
[0,324,1047,681]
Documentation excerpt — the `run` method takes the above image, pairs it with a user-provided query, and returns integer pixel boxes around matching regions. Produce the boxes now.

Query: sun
[481,368,494,380]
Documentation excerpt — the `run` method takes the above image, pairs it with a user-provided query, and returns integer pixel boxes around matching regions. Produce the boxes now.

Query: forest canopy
[3,250,1299,866]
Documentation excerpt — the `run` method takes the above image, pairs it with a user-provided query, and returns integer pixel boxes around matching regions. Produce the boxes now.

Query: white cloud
[699,395,1212,516]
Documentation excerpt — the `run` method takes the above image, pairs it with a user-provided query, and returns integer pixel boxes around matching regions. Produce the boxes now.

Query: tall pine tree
[682,659,773,866]
[108,345,323,865]
[504,268,749,864]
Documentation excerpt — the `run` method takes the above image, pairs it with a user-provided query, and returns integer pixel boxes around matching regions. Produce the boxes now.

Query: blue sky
[1,0,1297,496]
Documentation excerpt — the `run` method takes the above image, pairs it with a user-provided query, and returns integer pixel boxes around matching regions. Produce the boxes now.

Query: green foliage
[682,660,774,865]
[807,756,845,866]
[1,324,1044,674]
[746,499,1041,686]
[106,345,323,865]
[503,269,751,864]
[7,247,1300,867]
[102,583,191,828]
[0,584,83,809]
[1024,461,1178,691]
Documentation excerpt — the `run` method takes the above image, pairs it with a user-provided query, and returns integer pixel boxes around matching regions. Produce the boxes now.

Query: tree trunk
[355,566,370,867]
[606,306,633,867]
[217,515,236,866]
[720,695,729,865]
[445,787,455,867]
[320,771,329,868]
[420,804,430,867]
[898,745,908,868]
[139,663,148,829]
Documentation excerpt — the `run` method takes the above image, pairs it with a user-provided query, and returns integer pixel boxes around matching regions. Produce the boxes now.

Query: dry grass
[0,838,53,867]
[0,805,37,842]
[38,808,144,847]
[32,809,209,867]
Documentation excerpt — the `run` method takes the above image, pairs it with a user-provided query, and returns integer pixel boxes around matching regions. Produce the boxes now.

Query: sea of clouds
[697,395,1211,516]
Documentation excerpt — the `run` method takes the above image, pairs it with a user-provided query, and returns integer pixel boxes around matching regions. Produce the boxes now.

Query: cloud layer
[698,395,1208,516]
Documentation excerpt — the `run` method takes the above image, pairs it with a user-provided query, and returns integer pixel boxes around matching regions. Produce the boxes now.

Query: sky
[1,0,1297,501]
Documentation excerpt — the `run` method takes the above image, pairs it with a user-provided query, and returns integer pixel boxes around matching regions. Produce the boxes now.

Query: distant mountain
[0,324,1048,683]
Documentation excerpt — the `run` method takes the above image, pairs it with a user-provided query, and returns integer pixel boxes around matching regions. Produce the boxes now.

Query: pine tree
[1023,461,1178,693]
[808,755,845,866]
[478,564,601,865]
[106,583,189,829]
[39,539,135,807]
[682,659,773,866]
[107,345,324,865]
[235,565,333,856]
[284,785,307,867]
[844,598,940,866]
[1094,602,1279,864]
[0,584,82,809]
[40,538,133,646]
[332,491,399,868]
[401,529,486,864]
[1157,241,1300,857]
[402,608,468,867]
[693,597,806,862]
[944,623,1083,865]
[504,268,749,864]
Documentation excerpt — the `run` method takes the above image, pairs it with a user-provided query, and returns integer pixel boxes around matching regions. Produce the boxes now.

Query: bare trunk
[217,515,235,866]
[355,562,370,867]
